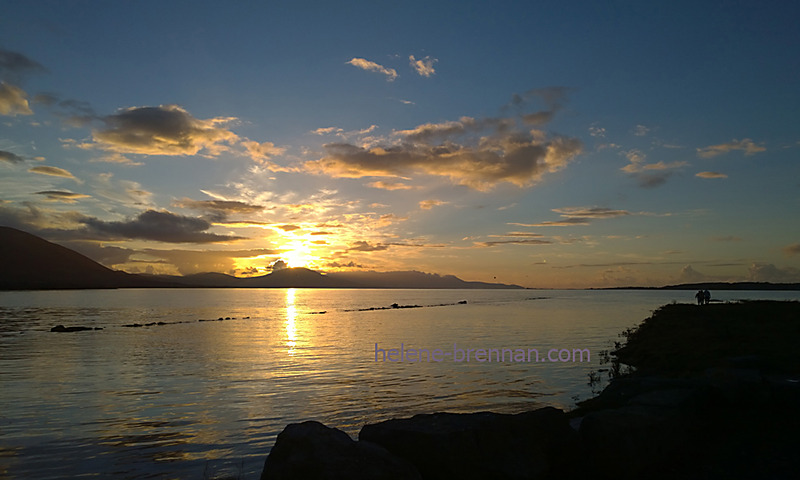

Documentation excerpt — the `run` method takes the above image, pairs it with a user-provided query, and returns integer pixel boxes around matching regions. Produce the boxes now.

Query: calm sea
[1,288,798,479]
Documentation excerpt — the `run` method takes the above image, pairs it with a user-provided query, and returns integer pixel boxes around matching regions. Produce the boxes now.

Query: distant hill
[0,226,168,290]
[325,270,523,289]
[660,282,800,291]
[598,282,800,291]
[0,226,523,290]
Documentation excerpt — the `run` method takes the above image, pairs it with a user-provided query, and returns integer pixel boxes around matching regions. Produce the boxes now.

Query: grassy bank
[610,300,800,377]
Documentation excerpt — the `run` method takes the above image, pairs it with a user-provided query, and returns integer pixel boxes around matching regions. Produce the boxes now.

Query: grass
[609,300,800,376]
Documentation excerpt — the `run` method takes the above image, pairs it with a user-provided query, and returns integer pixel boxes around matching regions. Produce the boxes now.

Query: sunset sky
[1,1,798,288]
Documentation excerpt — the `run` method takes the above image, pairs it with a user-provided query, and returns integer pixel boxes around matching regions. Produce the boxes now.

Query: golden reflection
[285,288,297,355]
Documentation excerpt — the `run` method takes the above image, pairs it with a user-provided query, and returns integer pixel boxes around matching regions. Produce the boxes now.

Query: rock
[579,404,688,478]
[261,420,420,480]
[50,325,95,332]
[359,406,576,479]
[704,367,768,405]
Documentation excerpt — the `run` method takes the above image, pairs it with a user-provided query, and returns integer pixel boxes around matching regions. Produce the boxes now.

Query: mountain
[325,270,524,289]
[0,226,168,290]
[0,226,524,290]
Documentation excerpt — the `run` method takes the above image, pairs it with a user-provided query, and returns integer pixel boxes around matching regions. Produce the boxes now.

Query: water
[1,288,798,479]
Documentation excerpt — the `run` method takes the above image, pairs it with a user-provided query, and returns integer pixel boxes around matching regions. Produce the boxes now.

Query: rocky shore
[260,300,800,479]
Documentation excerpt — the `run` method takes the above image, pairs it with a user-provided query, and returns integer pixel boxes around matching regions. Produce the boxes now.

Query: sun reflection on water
[285,288,297,355]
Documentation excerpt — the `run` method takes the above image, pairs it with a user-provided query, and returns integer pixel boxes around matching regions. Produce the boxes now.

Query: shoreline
[260,300,800,479]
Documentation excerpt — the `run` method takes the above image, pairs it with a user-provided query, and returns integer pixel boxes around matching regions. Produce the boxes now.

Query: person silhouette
[695,290,704,305]
[703,289,711,305]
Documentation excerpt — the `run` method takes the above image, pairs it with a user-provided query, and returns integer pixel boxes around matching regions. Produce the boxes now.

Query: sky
[1,0,799,288]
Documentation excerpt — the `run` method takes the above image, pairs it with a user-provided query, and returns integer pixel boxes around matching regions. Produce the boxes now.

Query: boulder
[50,325,97,332]
[578,404,689,478]
[359,406,576,479]
[261,420,420,480]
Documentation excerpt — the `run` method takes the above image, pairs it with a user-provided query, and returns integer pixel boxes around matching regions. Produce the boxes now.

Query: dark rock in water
[458,300,467,304]
[50,325,96,332]
[359,406,576,479]
[261,420,420,480]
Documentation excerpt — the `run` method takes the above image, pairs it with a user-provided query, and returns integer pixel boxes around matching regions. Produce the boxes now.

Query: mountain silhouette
[0,226,523,290]
[0,226,167,289]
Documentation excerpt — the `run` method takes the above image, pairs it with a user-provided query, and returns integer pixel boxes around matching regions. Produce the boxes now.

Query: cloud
[0,49,46,76]
[326,260,367,269]
[85,105,238,156]
[271,259,289,271]
[312,127,344,136]
[346,58,397,81]
[0,150,25,163]
[366,180,414,190]
[174,198,265,221]
[475,238,553,247]
[589,125,606,138]
[419,199,446,210]
[620,150,686,187]
[747,263,800,283]
[633,125,650,136]
[696,171,727,179]
[349,240,388,252]
[678,265,710,283]
[515,206,631,227]
[305,113,582,190]
[242,140,286,163]
[783,243,800,256]
[409,55,437,77]
[0,82,33,115]
[32,93,98,127]
[34,190,91,203]
[132,247,279,275]
[697,139,765,158]
[554,207,631,218]
[29,165,77,179]
[80,209,245,243]
[89,153,143,166]
[275,224,301,232]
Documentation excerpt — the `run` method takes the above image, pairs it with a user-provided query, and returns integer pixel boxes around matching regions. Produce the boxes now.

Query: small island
[260,300,800,479]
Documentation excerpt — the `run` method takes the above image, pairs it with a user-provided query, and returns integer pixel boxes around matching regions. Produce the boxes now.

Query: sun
[281,240,317,268]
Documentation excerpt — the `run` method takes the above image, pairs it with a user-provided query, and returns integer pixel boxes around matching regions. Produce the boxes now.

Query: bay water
[1,288,798,479]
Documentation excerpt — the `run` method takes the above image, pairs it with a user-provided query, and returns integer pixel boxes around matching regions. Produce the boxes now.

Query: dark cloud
[271,259,288,271]
[783,243,800,256]
[0,49,46,77]
[86,105,237,156]
[476,238,553,247]
[174,198,265,221]
[29,165,77,179]
[636,172,672,188]
[35,191,91,203]
[80,209,246,243]
[307,135,581,191]
[349,241,388,252]
[33,93,98,127]
[327,260,367,269]
[513,207,630,227]
[304,88,582,190]
[0,150,24,164]
[61,242,136,266]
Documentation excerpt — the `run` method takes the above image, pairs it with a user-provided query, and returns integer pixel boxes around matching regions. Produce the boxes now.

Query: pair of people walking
[695,289,711,305]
